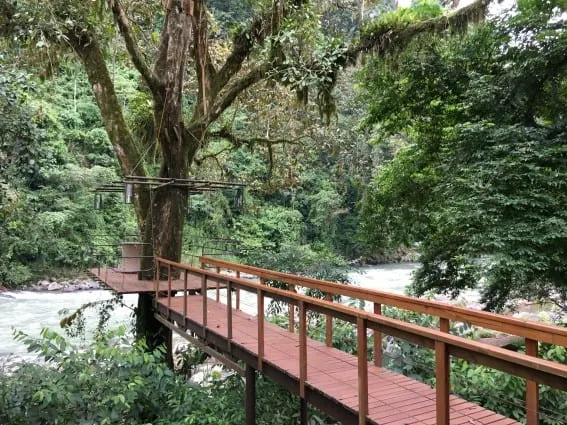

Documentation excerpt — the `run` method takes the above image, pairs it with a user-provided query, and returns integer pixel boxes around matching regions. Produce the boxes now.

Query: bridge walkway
[156,294,515,425]
[148,256,567,425]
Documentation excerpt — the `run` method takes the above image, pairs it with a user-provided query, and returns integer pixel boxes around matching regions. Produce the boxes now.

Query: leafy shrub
[1,328,339,425]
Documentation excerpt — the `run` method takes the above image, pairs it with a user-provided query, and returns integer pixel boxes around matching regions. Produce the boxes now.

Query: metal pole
[246,364,256,425]
[300,398,308,425]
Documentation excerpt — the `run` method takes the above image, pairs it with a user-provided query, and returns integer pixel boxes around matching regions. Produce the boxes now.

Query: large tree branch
[212,16,265,97]
[206,65,269,125]
[207,127,307,148]
[192,0,216,117]
[211,0,290,99]
[67,29,150,229]
[153,13,170,79]
[201,127,308,178]
[108,0,162,92]
[346,0,488,62]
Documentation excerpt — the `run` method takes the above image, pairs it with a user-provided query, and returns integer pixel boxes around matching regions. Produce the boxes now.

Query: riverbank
[351,247,419,266]
[27,277,101,292]
[0,277,102,294]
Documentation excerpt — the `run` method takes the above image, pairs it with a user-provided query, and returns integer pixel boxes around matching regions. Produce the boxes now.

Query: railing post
[435,340,450,425]
[526,338,539,425]
[289,286,296,333]
[227,280,233,352]
[373,303,382,367]
[183,269,188,328]
[440,317,450,333]
[236,271,241,311]
[216,266,220,302]
[300,398,308,425]
[299,300,308,398]
[357,317,368,425]
[154,259,159,298]
[167,264,172,317]
[246,364,256,425]
[201,271,207,337]
[325,292,333,347]
[257,287,264,371]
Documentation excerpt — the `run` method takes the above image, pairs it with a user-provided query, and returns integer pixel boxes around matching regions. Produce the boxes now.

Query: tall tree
[1,0,486,345]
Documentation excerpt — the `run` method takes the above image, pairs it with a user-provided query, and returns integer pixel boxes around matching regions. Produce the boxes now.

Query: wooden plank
[201,274,207,331]
[154,260,158,296]
[435,340,450,425]
[215,266,221,302]
[357,317,368,425]
[374,303,382,367]
[299,300,308,398]
[440,317,450,333]
[167,264,172,314]
[156,258,567,390]
[90,267,220,294]
[156,296,520,425]
[525,338,539,425]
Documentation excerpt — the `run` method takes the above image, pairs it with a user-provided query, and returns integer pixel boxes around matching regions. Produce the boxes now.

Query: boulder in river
[47,282,64,291]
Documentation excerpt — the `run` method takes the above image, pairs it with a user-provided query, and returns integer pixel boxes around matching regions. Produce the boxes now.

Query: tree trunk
[70,28,189,358]
[136,4,197,357]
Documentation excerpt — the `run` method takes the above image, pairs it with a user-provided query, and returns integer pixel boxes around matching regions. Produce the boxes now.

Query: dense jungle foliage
[359,0,567,310]
[0,0,397,287]
[2,0,565,312]
[0,327,339,425]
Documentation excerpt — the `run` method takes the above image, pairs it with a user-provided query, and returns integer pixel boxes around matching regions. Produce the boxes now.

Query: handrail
[199,256,567,346]
[156,256,567,425]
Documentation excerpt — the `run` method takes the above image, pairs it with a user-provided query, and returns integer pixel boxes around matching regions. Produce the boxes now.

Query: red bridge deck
[156,295,518,425]
[94,255,567,425]
[88,268,223,294]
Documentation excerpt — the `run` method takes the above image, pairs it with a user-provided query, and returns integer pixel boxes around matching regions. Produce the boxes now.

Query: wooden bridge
[93,257,567,425]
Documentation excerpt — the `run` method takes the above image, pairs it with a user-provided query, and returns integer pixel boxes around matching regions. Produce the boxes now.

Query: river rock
[47,282,63,291]
[38,280,51,287]
[76,280,100,290]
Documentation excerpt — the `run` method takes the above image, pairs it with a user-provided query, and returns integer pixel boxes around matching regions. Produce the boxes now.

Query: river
[0,263,440,360]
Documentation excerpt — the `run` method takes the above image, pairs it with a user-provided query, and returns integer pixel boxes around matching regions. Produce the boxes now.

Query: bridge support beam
[300,398,308,425]
[246,364,256,425]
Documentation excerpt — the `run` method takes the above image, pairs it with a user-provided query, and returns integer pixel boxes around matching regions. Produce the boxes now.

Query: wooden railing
[200,256,567,425]
[156,256,567,425]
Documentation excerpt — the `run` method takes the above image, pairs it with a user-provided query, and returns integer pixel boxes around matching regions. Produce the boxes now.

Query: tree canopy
[359,0,567,310]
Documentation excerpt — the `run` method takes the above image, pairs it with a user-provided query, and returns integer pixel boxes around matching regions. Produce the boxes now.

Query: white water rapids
[0,263,485,361]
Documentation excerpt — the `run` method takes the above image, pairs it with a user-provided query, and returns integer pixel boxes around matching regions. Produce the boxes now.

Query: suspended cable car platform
[93,255,567,425]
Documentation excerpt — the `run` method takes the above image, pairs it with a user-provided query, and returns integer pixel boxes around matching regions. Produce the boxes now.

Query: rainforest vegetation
[1,0,567,423]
